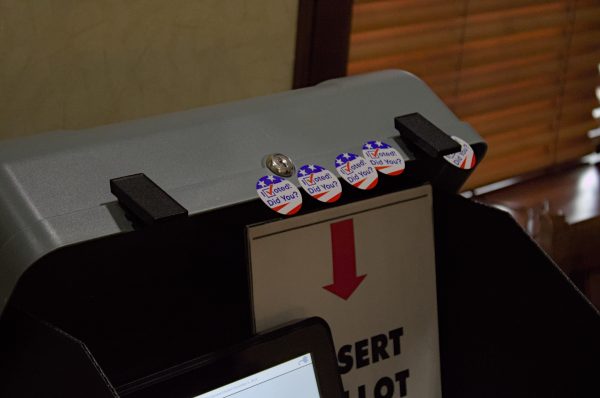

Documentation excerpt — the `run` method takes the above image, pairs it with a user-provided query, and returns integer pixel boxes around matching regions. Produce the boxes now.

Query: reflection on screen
[194,353,320,398]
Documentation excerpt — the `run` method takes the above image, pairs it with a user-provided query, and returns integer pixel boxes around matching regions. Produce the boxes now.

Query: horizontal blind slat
[349,0,598,187]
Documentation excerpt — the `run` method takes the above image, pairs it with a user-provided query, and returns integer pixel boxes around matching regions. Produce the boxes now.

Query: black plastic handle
[394,112,461,158]
[110,173,188,226]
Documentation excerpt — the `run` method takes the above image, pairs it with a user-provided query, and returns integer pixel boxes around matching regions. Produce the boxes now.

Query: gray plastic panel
[0,70,483,315]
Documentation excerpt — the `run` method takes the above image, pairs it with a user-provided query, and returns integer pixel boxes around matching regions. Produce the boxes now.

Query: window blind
[349,0,600,188]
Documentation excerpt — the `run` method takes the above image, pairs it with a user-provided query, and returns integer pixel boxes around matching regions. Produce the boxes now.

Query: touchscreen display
[194,353,320,398]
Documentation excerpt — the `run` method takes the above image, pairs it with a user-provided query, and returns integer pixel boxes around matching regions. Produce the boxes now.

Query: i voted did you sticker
[362,140,406,176]
[256,175,302,216]
[335,153,378,190]
[297,164,342,203]
[443,136,477,170]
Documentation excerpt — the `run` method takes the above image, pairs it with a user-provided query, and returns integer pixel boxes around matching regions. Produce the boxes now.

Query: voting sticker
[297,164,342,203]
[443,136,477,170]
[256,175,302,215]
[335,153,378,190]
[362,140,406,176]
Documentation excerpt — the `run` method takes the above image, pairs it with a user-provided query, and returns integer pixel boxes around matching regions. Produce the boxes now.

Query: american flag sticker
[256,175,302,215]
[297,164,342,203]
[362,140,406,176]
[443,136,477,170]
[334,153,378,190]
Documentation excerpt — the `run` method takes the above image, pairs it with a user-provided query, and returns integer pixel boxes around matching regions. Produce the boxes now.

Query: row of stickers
[256,137,476,216]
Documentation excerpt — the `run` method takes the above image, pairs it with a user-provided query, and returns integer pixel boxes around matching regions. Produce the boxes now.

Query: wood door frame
[293,0,353,88]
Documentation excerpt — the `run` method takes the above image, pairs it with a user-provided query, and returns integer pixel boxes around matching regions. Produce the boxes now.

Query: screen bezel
[118,317,343,398]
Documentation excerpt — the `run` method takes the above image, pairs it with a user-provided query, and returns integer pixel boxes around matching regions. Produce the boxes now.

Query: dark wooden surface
[476,160,600,227]
[476,158,600,309]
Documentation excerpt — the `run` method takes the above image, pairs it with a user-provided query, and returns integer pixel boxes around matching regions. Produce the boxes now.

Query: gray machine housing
[0,70,484,315]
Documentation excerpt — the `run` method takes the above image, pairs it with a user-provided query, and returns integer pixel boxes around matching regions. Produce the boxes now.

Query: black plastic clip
[110,173,188,227]
[394,113,460,158]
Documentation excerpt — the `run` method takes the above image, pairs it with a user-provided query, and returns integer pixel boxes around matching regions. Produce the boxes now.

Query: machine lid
[0,70,484,315]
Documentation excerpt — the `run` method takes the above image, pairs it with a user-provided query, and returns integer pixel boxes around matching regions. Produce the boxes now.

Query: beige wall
[0,0,298,141]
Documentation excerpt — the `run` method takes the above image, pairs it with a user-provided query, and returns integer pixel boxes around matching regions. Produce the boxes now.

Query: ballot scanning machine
[120,317,344,398]
[0,70,598,397]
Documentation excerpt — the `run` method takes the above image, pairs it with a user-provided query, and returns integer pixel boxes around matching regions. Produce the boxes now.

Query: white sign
[247,185,441,398]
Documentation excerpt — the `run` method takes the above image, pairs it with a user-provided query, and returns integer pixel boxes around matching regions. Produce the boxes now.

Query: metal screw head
[265,153,295,177]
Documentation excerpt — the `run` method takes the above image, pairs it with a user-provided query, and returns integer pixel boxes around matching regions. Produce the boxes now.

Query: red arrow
[323,219,366,300]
